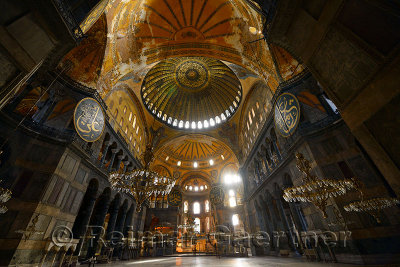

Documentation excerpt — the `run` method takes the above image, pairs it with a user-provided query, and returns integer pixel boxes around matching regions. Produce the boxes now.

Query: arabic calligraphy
[209,186,225,206]
[74,98,105,142]
[274,93,300,137]
[168,189,183,207]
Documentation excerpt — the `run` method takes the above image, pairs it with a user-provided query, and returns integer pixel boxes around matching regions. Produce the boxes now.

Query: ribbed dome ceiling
[141,57,242,129]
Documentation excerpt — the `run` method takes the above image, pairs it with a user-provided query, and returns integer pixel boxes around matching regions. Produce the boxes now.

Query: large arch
[267,0,400,195]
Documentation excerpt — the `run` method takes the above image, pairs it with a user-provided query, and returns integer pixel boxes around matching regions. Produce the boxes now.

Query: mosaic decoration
[73,98,105,142]
[274,93,300,137]
[173,171,181,180]
[141,57,242,129]
[168,188,183,207]
[79,0,109,34]
[209,185,225,206]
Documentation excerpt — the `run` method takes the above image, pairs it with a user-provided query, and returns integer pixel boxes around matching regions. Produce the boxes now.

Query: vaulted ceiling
[60,0,305,170]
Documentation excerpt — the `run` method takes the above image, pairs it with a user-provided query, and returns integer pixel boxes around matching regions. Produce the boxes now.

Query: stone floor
[102,256,361,267]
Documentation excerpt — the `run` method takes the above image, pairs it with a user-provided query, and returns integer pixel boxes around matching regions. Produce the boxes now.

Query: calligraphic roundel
[167,188,183,207]
[209,185,225,206]
[274,93,301,137]
[74,98,105,142]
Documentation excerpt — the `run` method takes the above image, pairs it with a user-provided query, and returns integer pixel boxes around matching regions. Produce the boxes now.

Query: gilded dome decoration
[141,57,242,130]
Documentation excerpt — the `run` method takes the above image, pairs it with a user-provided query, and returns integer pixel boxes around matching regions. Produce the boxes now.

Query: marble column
[267,147,276,168]
[86,191,111,258]
[123,161,130,172]
[100,141,111,166]
[276,196,298,253]
[254,202,267,232]
[272,141,282,161]
[260,198,274,237]
[107,149,118,172]
[114,155,124,172]
[50,247,60,267]
[57,249,67,267]
[115,201,128,233]
[124,205,135,236]
[72,183,98,256]
[107,196,121,238]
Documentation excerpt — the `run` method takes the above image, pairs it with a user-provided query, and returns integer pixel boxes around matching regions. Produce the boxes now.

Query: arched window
[248,113,252,124]
[206,217,210,232]
[232,214,239,226]
[229,190,236,207]
[251,108,255,117]
[194,218,201,233]
[193,202,200,214]
[119,118,124,127]
[114,109,118,117]
[205,200,210,212]
[184,201,188,213]
[132,116,137,128]
[129,112,132,121]
[123,106,127,114]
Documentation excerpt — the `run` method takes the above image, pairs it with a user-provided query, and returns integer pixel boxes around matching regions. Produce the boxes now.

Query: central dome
[141,57,242,130]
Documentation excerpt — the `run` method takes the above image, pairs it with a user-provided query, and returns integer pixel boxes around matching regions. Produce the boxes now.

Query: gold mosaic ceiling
[154,134,235,170]
[141,57,242,129]
[58,0,306,167]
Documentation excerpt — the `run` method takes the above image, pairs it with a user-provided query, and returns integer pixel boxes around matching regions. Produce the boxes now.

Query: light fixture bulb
[249,26,257,35]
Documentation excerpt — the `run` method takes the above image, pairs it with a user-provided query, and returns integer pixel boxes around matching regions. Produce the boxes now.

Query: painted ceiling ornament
[209,185,225,206]
[167,188,183,207]
[274,93,301,137]
[141,57,242,129]
[73,98,105,142]
[173,171,181,180]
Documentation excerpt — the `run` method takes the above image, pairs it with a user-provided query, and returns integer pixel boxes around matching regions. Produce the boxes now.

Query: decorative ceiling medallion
[274,93,301,137]
[73,98,105,142]
[176,59,209,91]
[141,57,242,130]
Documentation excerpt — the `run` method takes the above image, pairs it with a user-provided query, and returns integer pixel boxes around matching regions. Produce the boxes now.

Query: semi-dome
[141,56,242,130]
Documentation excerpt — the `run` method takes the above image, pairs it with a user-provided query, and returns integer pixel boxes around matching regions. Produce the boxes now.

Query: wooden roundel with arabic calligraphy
[274,93,300,137]
[168,188,183,207]
[73,98,105,142]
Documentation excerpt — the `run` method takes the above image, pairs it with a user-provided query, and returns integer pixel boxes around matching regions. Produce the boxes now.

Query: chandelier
[109,141,176,212]
[343,181,400,223]
[0,180,12,214]
[283,153,355,218]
